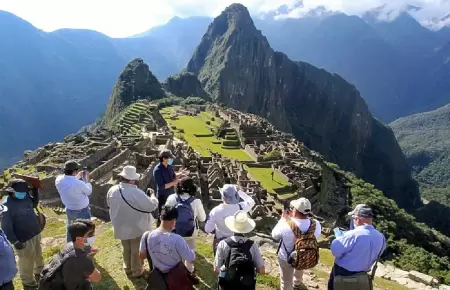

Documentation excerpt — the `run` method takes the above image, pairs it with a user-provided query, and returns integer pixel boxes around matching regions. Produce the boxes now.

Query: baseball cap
[290,197,312,214]
[64,160,80,171]
[348,204,373,218]
[219,184,240,204]
[158,149,175,159]
[0,204,8,214]
[6,179,29,193]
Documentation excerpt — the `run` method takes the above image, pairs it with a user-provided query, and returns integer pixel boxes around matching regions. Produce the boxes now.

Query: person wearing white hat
[0,204,18,290]
[271,197,322,290]
[107,165,159,278]
[205,184,256,256]
[214,210,265,289]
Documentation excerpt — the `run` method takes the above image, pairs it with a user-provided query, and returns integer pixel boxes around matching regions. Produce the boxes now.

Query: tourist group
[0,149,385,290]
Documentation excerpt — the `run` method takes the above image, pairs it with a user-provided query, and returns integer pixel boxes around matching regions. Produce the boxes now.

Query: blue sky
[0,0,449,37]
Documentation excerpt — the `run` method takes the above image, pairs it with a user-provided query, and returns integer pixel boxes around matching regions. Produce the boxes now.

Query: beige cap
[290,197,312,214]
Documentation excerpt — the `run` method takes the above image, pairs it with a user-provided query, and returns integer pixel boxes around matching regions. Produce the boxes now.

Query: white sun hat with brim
[0,204,8,214]
[224,210,256,234]
[118,165,141,180]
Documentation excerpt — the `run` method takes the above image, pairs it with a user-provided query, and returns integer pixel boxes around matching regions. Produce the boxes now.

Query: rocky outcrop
[163,71,208,99]
[186,3,420,210]
[103,58,166,125]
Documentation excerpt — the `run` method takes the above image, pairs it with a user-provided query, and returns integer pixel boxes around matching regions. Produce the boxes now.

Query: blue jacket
[1,189,41,244]
[153,162,176,198]
[0,229,18,285]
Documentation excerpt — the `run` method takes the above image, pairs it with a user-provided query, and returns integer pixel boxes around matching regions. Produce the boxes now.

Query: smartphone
[82,167,88,180]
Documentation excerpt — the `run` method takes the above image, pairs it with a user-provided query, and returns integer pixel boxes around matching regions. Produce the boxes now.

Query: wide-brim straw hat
[118,165,141,180]
[224,210,256,234]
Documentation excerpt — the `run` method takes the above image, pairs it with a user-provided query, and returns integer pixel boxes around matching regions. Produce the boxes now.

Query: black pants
[328,264,369,290]
[0,281,14,290]
[156,195,168,227]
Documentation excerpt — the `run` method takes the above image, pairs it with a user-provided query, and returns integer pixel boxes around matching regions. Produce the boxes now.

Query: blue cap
[219,184,240,204]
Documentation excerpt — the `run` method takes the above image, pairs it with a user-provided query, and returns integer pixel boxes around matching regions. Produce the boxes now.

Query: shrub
[263,150,282,160]
[180,97,205,105]
[206,121,211,125]
[179,128,185,133]
[211,117,215,121]
[171,125,177,130]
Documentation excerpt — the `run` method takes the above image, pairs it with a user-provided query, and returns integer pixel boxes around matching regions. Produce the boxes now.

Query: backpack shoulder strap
[306,219,317,236]
[286,219,301,238]
[186,196,196,204]
[143,231,153,270]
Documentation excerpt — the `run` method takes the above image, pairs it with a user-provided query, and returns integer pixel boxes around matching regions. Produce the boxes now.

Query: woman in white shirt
[204,184,256,256]
[165,177,206,273]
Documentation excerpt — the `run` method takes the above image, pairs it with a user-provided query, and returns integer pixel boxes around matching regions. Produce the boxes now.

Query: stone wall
[78,141,117,169]
[90,149,131,181]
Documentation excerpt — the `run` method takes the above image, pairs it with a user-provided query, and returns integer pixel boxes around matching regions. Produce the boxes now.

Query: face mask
[85,236,96,246]
[168,158,174,165]
[349,218,355,230]
[14,192,27,200]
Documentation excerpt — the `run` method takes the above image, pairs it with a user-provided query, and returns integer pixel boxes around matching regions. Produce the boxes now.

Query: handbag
[333,238,385,290]
[144,231,168,290]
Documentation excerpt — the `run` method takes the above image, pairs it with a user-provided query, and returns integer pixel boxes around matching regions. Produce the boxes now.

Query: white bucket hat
[118,165,141,180]
[224,210,256,234]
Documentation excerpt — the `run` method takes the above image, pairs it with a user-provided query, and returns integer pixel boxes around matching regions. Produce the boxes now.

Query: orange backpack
[283,219,319,270]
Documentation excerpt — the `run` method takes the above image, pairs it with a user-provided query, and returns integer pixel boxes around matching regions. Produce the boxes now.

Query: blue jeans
[66,206,92,252]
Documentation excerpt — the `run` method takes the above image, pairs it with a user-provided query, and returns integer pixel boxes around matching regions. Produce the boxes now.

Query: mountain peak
[103,58,165,125]
[214,3,254,32]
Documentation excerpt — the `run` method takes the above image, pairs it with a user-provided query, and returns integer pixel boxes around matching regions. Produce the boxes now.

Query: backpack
[38,246,76,290]
[219,238,256,290]
[174,195,196,237]
[282,219,319,270]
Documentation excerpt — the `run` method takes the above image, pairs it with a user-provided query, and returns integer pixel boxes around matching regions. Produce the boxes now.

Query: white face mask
[85,236,96,246]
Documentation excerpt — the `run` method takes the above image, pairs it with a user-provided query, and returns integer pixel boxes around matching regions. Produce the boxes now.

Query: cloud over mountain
[167,0,450,28]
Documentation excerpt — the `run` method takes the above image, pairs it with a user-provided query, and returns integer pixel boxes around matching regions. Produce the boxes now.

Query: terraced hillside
[109,101,158,136]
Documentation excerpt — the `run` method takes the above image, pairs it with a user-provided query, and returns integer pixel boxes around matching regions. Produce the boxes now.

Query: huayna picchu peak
[186,3,420,210]
[103,58,166,126]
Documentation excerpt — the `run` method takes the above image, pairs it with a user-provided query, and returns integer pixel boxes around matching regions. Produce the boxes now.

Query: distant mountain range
[0,7,449,171]
[390,103,450,207]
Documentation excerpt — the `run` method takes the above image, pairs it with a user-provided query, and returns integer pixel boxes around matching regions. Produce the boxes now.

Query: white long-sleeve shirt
[205,190,255,239]
[165,192,207,240]
[271,217,322,261]
[55,175,92,210]
[107,183,159,240]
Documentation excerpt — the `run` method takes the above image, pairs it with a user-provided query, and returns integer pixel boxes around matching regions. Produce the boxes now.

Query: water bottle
[219,265,226,278]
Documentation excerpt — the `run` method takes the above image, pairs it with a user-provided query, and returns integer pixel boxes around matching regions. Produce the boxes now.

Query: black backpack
[218,238,256,290]
[38,247,76,290]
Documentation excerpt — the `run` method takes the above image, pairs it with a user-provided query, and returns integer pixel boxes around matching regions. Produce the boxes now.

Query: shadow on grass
[93,261,126,290]
[194,254,218,290]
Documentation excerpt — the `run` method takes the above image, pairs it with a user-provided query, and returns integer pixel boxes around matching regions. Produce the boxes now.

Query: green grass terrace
[160,106,295,198]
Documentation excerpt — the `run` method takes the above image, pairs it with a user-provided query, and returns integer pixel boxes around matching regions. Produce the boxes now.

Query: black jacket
[1,188,41,243]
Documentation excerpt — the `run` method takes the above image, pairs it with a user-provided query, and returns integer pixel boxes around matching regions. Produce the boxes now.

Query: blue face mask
[14,192,27,200]
[168,158,174,165]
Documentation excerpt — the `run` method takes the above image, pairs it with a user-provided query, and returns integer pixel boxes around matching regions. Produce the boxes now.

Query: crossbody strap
[144,231,153,270]
[119,186,152,214]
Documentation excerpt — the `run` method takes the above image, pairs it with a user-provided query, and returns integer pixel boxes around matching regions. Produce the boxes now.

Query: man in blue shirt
[153,149,189,227]
[0,204,17,290]
[328,204,386,290]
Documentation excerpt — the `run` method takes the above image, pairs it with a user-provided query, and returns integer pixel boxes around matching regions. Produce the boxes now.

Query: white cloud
[0,0,449,37]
